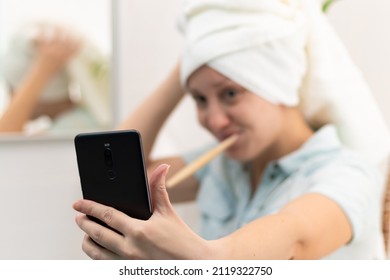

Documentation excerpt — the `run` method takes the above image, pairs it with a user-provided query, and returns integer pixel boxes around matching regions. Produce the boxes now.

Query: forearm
[0,63,54,132]
[117,63,185,160]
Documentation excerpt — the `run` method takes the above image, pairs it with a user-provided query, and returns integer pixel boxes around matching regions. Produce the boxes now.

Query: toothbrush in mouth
[166,134,238,188]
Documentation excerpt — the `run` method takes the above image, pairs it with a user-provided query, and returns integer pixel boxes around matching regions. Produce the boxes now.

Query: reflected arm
[0,61,56,132]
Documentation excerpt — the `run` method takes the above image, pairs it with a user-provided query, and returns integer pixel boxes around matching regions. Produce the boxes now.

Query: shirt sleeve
[307,155,384,243]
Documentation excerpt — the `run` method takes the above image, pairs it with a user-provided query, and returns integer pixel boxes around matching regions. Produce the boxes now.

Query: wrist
[32,56,63,78]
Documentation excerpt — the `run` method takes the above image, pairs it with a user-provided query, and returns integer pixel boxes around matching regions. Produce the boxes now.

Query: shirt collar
[277,124,342,174]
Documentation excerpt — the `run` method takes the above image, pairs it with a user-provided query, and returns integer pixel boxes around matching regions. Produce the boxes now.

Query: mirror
[0,0,114,136]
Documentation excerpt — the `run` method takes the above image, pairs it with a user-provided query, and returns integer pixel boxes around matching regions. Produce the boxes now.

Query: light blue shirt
[183,125,386,259]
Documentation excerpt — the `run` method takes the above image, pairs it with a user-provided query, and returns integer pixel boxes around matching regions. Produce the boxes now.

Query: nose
[205,103,230,133]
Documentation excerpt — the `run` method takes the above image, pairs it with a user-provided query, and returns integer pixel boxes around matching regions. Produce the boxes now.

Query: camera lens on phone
[104,149,112,157]
[104,148,113,167]
[108,169,116,180]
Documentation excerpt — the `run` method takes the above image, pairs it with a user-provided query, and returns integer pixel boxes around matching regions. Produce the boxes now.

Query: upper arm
[279,193,353,259]
[146,157,200,203]
[216,193,353,260]
[276,158,380,259]
[216,157,379,260]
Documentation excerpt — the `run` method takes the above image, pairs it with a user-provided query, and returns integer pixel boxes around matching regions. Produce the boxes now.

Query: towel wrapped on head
[178,0,390,169]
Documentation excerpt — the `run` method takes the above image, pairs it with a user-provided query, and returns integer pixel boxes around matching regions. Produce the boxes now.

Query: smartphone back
[74,130,152,221]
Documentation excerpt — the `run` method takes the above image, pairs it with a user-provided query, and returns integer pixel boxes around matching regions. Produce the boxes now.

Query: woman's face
[187,65,286,162]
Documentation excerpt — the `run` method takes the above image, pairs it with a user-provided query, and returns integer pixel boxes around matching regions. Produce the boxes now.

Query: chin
[225,142,266,163]
[224,148,254,162]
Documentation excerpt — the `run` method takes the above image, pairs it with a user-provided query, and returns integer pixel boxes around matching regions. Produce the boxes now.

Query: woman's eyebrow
[187,78,237,95]
[187,79,226,93]
[187,87,201,95]
[211,79,230,89]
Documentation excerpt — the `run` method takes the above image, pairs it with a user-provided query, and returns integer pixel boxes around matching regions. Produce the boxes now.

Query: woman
[74,0,390,259]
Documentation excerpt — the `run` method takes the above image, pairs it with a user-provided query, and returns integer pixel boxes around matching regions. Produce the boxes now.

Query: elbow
[288,240,305,260]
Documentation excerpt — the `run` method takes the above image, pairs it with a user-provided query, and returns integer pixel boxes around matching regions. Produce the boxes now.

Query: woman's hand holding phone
[73,164,212,260]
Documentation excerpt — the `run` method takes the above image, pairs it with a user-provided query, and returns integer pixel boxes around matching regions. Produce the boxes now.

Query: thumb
[149,164,171,213]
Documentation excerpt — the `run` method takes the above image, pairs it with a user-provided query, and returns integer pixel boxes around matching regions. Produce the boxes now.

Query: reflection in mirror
[0,0,113,136]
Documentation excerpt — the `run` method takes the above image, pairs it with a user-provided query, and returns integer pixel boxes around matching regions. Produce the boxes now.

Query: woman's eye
[223,89,238,100]
[226,90,236,97]
[192,95,207,106]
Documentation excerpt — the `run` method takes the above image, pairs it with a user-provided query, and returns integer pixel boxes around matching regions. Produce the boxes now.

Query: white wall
[0,137,87,259]
[0,0,389,259]
[327,0,390,126]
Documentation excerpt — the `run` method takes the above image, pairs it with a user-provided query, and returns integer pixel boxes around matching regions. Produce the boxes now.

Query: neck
[249,108,313,189]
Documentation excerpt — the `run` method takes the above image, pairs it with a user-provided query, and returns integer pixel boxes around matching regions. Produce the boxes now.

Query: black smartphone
[74,130,152,225]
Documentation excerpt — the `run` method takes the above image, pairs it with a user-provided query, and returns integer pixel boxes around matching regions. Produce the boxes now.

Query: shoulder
[284,124,382,188]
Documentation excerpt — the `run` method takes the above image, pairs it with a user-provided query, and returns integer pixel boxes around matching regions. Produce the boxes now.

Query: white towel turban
[178,0,390,168]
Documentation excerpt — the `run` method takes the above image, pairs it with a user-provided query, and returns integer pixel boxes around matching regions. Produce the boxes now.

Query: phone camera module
[104,148,114,167]
[108,169,116,180]
[104,149,112,157]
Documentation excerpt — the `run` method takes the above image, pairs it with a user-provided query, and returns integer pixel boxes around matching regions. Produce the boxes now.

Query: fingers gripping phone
[74,130,152,226]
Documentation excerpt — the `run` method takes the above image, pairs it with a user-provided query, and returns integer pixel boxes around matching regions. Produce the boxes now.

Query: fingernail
[73,200,82,210]
[164,164,171,174]
[157,164,170,176]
